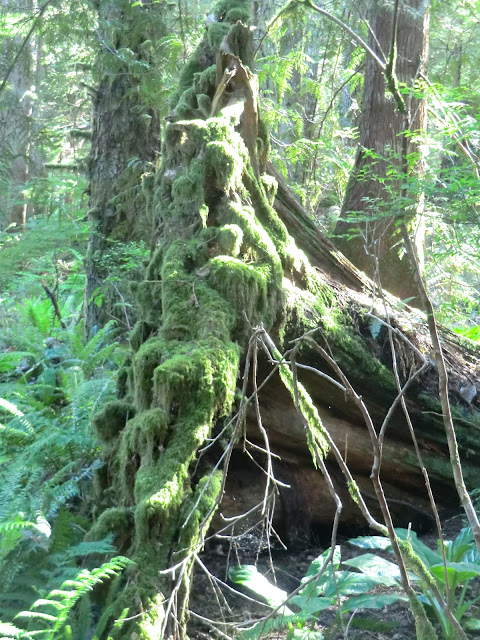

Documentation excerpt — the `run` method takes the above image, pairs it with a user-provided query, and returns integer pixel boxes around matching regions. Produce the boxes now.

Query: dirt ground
[189,514,479,640]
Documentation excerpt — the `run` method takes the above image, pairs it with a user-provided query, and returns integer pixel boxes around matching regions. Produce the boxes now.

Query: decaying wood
[212,166,480,540]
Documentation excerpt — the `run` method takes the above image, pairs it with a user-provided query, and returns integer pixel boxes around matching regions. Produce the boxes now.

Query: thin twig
[41,279,67,329]
[0,0,52,97]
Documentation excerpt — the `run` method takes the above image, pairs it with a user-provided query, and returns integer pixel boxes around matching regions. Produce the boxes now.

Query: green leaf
[341,593,408,613]
[0,351,34,374]
[303,546,341,580]
[465,617,480,630]
[349,617,400,632]
[325,571,388,596]
[286,628,324,640]
[429,562,480,588]
[444,527,476,563]
[342,554,401,587]
[349,535,392,551]
[289,595,333,615]
[228,565,293,613]
[0,621,23,638]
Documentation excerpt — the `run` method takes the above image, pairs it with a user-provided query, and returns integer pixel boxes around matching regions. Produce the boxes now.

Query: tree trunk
[87,2,480,639]
[334,0,429,302]
[0,0,44,229]
[84,0,162,335]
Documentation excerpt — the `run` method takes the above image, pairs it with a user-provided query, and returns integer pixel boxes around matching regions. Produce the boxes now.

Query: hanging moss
[207,22,231,49]
[193,64,217,96]
[176,469,223,630]
[261,174,278,205]
[208,256,272,328]
[205,139,243,192]
[133,338,166,411]
[86,506,134,550]
[130,320,157,351]
[275,351,330,462]
[213,0,251,21]
[92,400,135,442]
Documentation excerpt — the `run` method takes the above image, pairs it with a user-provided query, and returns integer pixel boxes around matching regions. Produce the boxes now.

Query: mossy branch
[385,0,407,114]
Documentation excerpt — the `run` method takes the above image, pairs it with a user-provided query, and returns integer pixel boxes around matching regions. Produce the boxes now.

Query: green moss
[171,159,205,208]
[145,244,164,280]
[225,7,250,22]
[208,256,272,328]
[86,506,134,550]
[174,87,198,120]
[87,506,133,537]
[160,240,237,341]
[213,0,251,20]
[272,345,330,461]
[122,409,169,463]
[207,22,230,49]
[92,400,135,442]
[261,173,278,205]
[218,224,243,256]
[170,55,202,109]
[160,339,238,410]
[409,599,438,640]
[132,408,229,551]
[176,469,223,630]
[133,338,166,411]
[222,21,254,68]
[197,94,212,117]
[205,139,243,193]
[130,320,156,351]
[193,64,217,96]
[395,539,443,639]
[116,365,129,398]
[135,281,162,321]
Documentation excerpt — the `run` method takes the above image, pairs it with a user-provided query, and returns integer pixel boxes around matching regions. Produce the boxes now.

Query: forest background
[1,0,480,639]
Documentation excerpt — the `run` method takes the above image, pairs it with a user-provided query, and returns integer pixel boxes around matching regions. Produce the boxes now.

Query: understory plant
[0,555,132,640]
[0,285,125,630]
[350,526,480,639]
[230,525,480,640]
[230,545,408,639]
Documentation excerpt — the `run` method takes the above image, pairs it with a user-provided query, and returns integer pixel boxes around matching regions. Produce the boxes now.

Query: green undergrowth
[0,216,88,295]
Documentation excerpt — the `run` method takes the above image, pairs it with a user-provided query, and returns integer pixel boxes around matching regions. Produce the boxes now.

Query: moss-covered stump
[87,1,480,639]
[89,1,292,637]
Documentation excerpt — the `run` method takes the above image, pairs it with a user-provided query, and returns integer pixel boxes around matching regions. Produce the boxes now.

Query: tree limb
[0,0,53,98]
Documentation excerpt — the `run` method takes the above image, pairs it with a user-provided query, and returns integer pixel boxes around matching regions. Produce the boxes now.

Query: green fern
[15,557,133,640]
[0,621,24,638]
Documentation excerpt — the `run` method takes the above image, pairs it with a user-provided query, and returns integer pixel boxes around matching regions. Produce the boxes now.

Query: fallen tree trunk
[86,1,480,638]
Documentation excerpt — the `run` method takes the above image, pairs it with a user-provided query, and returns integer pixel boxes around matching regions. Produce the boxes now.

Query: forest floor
[189,514,477,640]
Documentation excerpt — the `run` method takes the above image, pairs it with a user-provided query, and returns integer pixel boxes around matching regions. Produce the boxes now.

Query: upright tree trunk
[334,0,429,301]
[84,0,161,335]
[0,0,44,229]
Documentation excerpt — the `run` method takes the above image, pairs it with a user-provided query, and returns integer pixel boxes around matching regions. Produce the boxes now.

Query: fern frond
[16,558,133,640]
[238,612,306,640]
[0,620,23,638]
[0,352,34,374]
[0,399,33,433]
[0,425,35,446]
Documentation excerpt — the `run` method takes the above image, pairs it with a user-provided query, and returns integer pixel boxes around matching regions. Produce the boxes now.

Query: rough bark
[84,0,162,335]
[87,2,480,639]
[334,0,429,302]
[0,0,44,228]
